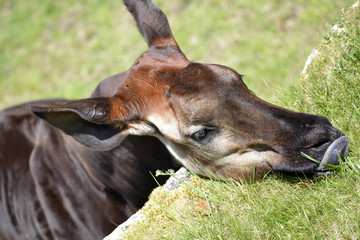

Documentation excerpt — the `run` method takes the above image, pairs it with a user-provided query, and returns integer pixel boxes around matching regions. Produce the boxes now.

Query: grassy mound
[120,2,360,239]
[280,2,360,156]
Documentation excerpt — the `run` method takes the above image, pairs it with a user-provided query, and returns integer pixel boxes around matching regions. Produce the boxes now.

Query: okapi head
[32,0,348,182]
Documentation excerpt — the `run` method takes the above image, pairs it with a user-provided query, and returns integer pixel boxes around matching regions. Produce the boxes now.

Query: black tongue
[316,136,349,171]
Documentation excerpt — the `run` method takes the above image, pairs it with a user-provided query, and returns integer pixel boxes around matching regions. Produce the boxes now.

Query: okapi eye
[191,128,214,143]
[191,129,207,142]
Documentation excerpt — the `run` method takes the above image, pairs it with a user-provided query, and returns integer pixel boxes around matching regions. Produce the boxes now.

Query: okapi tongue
[316,136,349,171]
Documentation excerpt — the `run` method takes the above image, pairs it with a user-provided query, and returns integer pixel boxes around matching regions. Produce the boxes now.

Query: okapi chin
[0,0,348,239]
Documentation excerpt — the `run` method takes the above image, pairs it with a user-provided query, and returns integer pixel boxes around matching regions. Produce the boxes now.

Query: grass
[0,0,356,108]
[279,2,360,156]
[120,2,360,240]
[122,159,360,239]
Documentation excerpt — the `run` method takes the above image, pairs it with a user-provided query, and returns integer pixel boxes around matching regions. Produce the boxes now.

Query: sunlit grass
[122,156,360,239]
[0,0,355,108]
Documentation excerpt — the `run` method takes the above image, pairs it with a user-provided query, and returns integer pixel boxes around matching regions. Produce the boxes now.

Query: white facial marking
[146,113,213,175]
[127,122,156,135]
[155,135,211,176]
[217,150,277,168]
[147,112,182,141]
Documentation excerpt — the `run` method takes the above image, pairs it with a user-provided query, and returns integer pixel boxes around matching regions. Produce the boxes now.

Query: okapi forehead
[106,53,248,130]
[207,64,244,84]
[164,63,248,124]
[169,63,246,96]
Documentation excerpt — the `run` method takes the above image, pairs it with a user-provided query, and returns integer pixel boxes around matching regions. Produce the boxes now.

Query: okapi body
[0,0,348,239]
[0,100,176,239]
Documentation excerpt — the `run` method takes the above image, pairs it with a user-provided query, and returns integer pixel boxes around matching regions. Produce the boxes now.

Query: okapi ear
[124,0,178,48]
[31,98,155,151]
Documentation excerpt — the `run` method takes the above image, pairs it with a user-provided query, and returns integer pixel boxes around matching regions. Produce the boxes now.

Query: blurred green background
[0,0,355,109]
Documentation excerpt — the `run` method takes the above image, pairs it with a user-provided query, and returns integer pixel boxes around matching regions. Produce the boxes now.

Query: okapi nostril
[304,140,330,150]
[316,136,349,171]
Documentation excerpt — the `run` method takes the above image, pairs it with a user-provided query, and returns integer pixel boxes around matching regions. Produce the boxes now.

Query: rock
[103,167,192,240]
[162,167,193,192]
[103,213,144,240]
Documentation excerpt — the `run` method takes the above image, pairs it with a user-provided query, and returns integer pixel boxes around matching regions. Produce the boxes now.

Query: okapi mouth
[264,126,350,178]
[314,135,349,174]
[294,132,349,177]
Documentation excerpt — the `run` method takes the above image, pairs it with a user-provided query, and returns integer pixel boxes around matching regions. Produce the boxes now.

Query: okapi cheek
[218,163,273,183]
[147,111,182,141]
[212,151,282,182]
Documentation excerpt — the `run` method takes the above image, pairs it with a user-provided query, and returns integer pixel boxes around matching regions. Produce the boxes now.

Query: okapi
[0,0,349,239]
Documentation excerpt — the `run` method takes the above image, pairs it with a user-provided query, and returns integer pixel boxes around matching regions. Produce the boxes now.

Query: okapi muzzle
[32,0,349,182]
